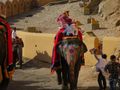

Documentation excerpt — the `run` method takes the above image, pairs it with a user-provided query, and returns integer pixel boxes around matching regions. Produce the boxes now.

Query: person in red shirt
[57,11,70,28]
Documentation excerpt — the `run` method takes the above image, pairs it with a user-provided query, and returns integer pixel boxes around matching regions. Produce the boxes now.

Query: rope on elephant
[62,38,82,45]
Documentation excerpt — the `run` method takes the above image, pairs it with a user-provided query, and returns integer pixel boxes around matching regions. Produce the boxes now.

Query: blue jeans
[118,78,120,88]
[98,71,106,90]
[109,78,118,90]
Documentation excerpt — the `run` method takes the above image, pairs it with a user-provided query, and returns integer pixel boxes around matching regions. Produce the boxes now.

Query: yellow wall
[103,37,120,59]
[17,31,100,66]
[17,31,54,59]
[83,34,98,65]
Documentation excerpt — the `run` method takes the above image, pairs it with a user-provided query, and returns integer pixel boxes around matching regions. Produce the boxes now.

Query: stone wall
[103,37,120,59]
[0,2,5,17]
[17,31,99,66]
[37,0,55,6]
[17,31,120,66]
[0,0,56,18]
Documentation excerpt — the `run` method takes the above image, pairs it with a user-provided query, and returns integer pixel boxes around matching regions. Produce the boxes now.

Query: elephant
[0,16,14,90]
[0,25,9,90]
[58,37,87,90]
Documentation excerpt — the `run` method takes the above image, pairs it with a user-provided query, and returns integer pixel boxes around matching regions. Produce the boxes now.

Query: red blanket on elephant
[0,16,13,80]
[0,17,13,65]
[51,27,83,70]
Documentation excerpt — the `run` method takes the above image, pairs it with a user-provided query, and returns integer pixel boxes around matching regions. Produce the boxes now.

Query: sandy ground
[7,65,100,90]
[7,63,119,90]
[5,57,112,90]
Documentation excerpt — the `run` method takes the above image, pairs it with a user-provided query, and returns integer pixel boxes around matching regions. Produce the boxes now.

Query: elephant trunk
[69,61,76,90]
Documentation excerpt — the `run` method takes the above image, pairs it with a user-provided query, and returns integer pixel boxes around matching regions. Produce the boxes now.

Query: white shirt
[96,58,108,73]
[12,30,17,39]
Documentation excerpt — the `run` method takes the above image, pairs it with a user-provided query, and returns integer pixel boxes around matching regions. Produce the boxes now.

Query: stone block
[92,22,99,30]
[84,7,90,15]
[27,27,36,32]
[87,18,91,24]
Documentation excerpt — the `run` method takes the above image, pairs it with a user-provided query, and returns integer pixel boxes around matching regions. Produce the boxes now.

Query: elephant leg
[56,69,62,85]
[0,57,9,90]
[61,57,69,89]
[74,58,82,89]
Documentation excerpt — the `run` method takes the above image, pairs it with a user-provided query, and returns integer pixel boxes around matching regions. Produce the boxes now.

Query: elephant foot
[58,81,62,85]
[19,66,22,69]
[62,85,68,90]
[70,87,78,90]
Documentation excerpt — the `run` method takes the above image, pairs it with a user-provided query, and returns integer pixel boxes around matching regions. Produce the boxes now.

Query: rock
[116,20,120,27]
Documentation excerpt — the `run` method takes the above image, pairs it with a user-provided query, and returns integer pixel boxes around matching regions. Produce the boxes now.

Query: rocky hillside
[99,0,120,28]
[8,0,120,38]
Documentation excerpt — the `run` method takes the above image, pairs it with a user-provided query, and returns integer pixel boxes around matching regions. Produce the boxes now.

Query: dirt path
[7,65,111,90]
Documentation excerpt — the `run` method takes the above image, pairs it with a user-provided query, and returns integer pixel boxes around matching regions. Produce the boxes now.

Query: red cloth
[0,25,4,29]
[78,29,83,41]
[51,27,83,68]
[0,17,13,65]
[57,14,72,28]
[52,28,64,65]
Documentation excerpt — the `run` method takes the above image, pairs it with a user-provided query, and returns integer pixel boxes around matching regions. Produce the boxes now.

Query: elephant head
[58,37,85,90]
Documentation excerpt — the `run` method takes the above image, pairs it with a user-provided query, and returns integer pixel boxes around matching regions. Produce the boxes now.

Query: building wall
[24,0,32,12]
[103,37,120,60]
[37,0,56,6]
[5,0,12,17]
[17,31,99,66]
[0,3,5,17]
[17,31,54,60]
[0,0,56,18]
[11,0,19,16]
[0,3,3,16]
[18,0,25,14]
[18,31,120,66]
[83,34,98,65]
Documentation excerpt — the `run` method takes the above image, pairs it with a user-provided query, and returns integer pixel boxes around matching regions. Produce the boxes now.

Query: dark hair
[102,54,107,59]
[14,27,16,30]
[110,55,116,61]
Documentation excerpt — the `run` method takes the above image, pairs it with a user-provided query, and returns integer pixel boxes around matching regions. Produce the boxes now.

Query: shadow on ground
[7,80,120,90]
[7,81,44,90]
[22,51,51,69]
[78,87,120,90]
